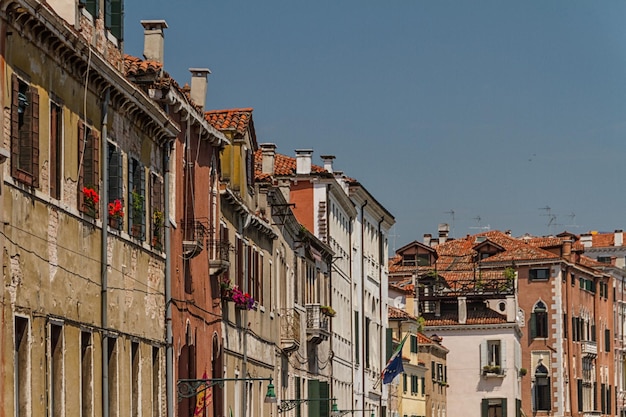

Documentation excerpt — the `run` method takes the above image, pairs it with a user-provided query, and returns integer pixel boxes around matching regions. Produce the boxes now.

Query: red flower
[108,199,124,219]
[82,187,99,207]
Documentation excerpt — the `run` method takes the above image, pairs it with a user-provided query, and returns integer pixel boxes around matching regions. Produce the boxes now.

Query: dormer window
[402,253,430,267]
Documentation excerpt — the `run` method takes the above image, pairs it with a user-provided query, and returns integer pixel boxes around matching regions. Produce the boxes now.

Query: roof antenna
[444,209,455,237]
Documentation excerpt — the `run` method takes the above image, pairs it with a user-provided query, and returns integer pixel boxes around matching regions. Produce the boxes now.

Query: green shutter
[481,399,489,417]
[105,0,124,40]
[386,328,393,361]
[516,399,521,417]
[108,146,122,201]
[577,380,583,412]
[320,381,329,417]
[530,313,537,339]
[308,380,320,416]
[354,311,359,365]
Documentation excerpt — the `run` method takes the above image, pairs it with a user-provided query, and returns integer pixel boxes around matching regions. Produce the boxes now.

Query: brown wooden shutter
[49,105,59,198]
[30,87,39,187]
[10,74,19,180]
[77,120,85,210]
[92,131,99,192]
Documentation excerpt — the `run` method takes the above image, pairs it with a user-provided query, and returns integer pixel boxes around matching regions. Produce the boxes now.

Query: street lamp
[330,400,375,417]
[277,398,337,413]
[177,376,276,403]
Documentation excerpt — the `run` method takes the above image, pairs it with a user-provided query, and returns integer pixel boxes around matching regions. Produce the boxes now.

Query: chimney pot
[615,230,624,247]
[320,155,335,173]
[295,149,313,175]
[141,20,168,63]
[189,68,211,110]
[423,233,432,245]
[260,143,277,175]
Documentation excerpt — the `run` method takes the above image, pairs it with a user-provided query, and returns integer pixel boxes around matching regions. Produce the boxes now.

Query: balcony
[581,340,597,358]
[208,240,230,276]
[306,304,330,344]
[182,220,206,258]
[280,308,301,353]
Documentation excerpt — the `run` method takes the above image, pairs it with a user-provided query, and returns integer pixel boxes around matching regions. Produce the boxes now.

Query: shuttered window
[78,121,100,216]
[11,74,39,187]
[49,100,62,199]
[151,173,164,250]
[129,157,145,240]
[104,0,123,40]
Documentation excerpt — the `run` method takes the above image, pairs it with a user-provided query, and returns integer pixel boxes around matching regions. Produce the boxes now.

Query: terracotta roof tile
[205,108,253,136]
[417,332,433,345]
[423,308,507,326]
[388,306,417,321]
[124,55,163,77]
[592,232,616,247]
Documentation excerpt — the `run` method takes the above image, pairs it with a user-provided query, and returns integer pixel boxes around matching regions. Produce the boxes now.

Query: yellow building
[0,1,178,416]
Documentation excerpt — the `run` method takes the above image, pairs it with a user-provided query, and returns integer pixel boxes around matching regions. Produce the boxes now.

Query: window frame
[529,268,550,281]
[11,73,40,187]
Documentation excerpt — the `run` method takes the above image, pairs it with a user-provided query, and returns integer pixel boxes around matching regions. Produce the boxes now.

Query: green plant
[131,190,144,217]
[519,367,527,377]
[417,316,426,332]
[320,305,336,317]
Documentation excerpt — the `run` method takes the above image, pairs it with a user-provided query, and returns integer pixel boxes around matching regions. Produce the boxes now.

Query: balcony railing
[182,220,206,258]
[280,308,301,353]
[420,277,515,300]
[581,340,597,357]
[306,304,329,344]
[208,240,230,276]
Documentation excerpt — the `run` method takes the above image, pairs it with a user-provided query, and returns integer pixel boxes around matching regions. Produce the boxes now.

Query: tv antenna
[470,215,490,231]
[444,209,455,236]
[539,206,559,234]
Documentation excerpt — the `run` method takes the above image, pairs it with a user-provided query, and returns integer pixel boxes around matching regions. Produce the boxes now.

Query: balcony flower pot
[320,305,336,317]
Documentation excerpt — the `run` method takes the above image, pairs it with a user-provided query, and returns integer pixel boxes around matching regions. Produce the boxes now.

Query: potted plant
[108,199,124,229]
[130,190,144,237]
[151,209,164,249]
[320,305,336,317]
[519,367,527,377]
[220,277,233,300]
[231,286,255,310]
[82,186,99,217]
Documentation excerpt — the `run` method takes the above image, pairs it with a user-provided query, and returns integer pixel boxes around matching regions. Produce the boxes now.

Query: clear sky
[124,1,626,251]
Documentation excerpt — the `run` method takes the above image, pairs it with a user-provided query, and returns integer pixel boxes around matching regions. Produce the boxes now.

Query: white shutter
[480,340,488,369]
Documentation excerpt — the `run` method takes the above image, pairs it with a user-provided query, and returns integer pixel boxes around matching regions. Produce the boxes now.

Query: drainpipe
[101,88,110,417]
[165,140,174,417]
[360,200,367,411]
[377,216,384,414]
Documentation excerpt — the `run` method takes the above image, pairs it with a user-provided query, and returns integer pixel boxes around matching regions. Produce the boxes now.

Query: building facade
[0,1,178,417]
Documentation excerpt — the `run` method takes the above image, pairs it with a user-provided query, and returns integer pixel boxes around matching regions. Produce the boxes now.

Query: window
[131,342,139,417]
[104,0,124,40]
[80,0,99,17]
[403,374,407,393]
[410,334,418,353]
[107,142,122,211]
[151,173,164,250]
[50,323,63,417]
[108,338,119,416]
[481,398,507,417]
[15,316,29,416]
[152,347,160,417]
[530,301,548,339]
[129,157,145,239]
[605,328,611,352]
[481,340,505,375]
[534,362,551,411]
[49,99,62,199]
[365,317,371,368]
[81,331,93,417]
[11,74,39,187]
[402,254,417,266]
[354,311,359,365]
[79,122,100,215]
[597,256,612,264]
[421,377,425,397]
[529,268,550,281]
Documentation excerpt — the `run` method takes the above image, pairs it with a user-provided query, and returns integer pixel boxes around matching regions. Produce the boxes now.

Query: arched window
[534,360,551,411]
[530,301,548,339]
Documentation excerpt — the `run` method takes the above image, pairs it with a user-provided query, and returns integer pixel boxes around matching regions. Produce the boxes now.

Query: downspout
[360,200,367,411]
[377,216,384,414]
[165,140,174,417]
[101,88,110,417]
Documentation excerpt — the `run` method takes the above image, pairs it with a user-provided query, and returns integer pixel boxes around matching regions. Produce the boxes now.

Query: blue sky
[124,1,626,251]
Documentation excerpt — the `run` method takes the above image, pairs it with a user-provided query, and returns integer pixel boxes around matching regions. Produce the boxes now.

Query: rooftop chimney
[438,223,449,244]
[189,68,211,110]
[141,20,168,63]
[616,230,623,247]
[580,234,592,248]
[562,239,573,262]
[423,233,432,246]
[320,155,335,173]
[260,143,276,175]
[295,149,313,175]
[458,297,467,324]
